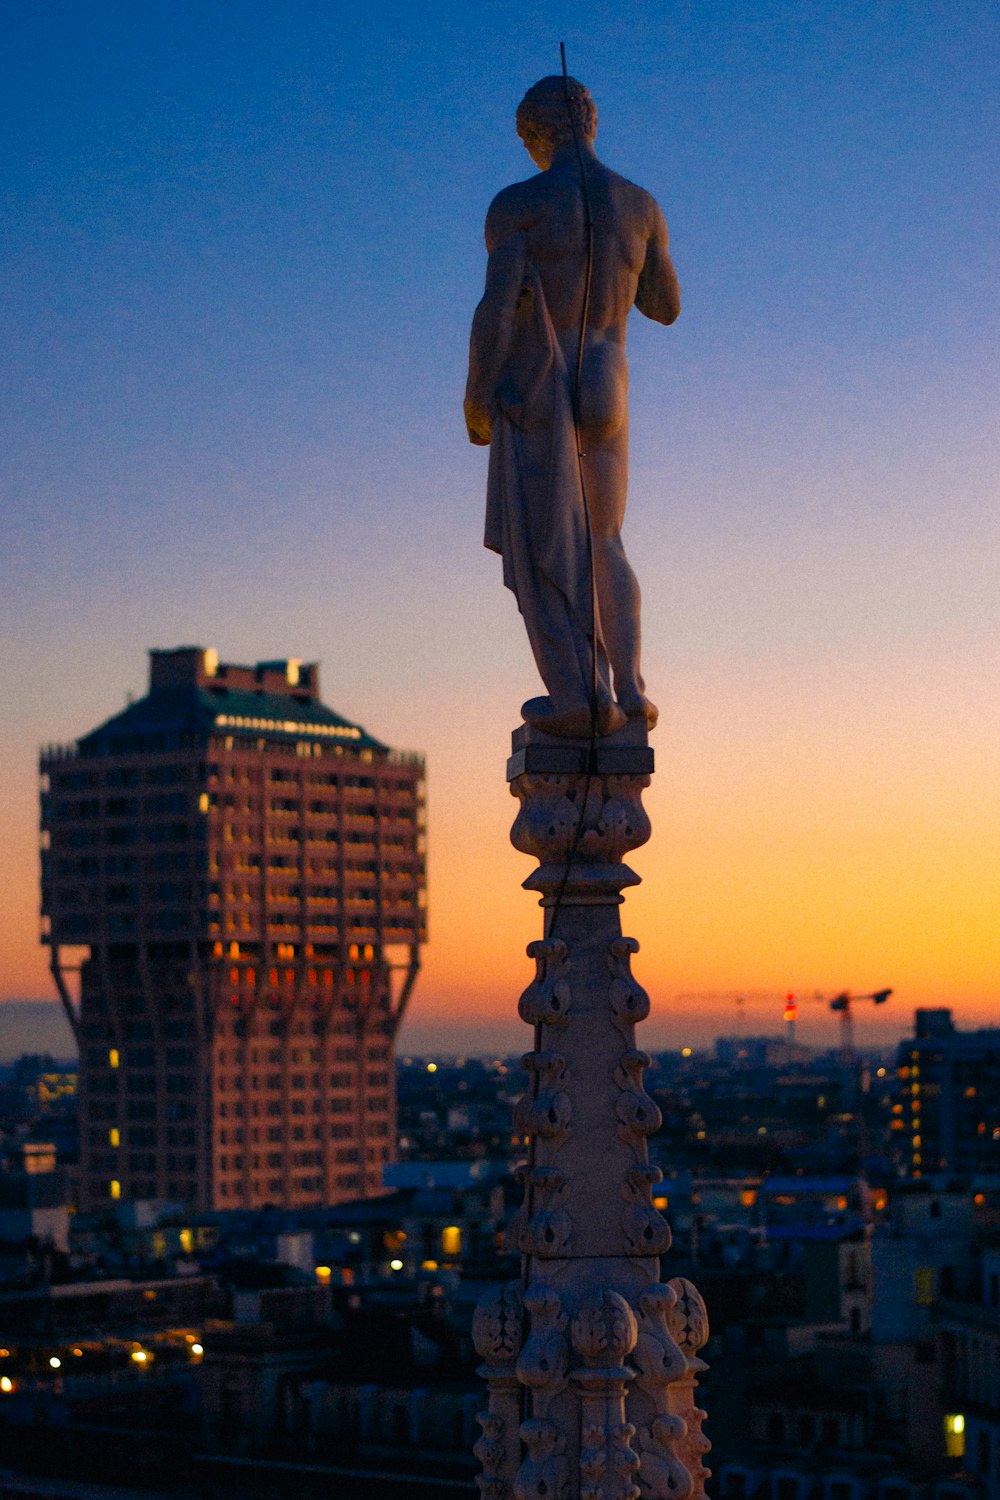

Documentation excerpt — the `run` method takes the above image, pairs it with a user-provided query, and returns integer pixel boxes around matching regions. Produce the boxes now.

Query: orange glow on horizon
[2,642,998,1053]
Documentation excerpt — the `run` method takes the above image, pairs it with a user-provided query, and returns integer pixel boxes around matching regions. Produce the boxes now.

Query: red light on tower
[784,994,798,1044]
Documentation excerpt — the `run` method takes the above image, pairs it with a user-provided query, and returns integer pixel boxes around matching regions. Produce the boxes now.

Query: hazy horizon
[0,993,962,1066]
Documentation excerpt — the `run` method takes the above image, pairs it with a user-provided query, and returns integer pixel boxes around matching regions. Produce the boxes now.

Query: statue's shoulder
[485,175,548,249]
[602,166,665,227]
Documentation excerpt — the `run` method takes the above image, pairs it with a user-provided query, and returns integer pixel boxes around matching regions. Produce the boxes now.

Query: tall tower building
[40,647,426,1212]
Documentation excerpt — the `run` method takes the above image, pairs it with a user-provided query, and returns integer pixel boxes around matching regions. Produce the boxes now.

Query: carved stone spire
[472,724,711,1500]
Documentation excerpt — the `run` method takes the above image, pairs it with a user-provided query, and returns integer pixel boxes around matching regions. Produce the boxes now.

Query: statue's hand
[464,394,492,447]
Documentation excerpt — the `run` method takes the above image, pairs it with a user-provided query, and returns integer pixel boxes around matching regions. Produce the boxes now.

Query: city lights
[441,1225,461,1257]
[944,1413,966,1459]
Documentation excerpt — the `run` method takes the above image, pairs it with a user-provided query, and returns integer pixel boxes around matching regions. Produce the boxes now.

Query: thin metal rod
[559,42,600,742]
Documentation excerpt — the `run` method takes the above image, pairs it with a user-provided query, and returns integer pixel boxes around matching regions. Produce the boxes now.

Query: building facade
[895,1009,1000,1179]
[40,647,426,1212]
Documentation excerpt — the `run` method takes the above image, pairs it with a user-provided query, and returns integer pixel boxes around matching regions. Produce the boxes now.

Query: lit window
[944,1413,965,1459]
[109,1049,120,1069]
[441,1225,462,1257]
[109,1128,120,1147]
[110,1179,121,1199]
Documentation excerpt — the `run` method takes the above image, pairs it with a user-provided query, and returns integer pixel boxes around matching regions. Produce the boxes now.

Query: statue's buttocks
[573,338,628,448]
[466,77,680,739]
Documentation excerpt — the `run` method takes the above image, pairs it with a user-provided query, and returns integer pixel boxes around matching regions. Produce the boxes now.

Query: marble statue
[465,75,680,739]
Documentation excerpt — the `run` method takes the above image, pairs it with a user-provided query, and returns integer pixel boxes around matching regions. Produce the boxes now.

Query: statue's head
[516,76,597,170]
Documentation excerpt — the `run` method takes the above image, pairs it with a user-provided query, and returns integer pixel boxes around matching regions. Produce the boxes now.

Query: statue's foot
[618,694,659,730]
[522,696,628,739]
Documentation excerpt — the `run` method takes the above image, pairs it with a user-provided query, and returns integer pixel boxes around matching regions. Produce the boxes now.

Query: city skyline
[2,1,998,1051]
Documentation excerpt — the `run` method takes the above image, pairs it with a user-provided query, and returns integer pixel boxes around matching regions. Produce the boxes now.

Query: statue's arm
[635,198,680,326]
[464,198,528,446]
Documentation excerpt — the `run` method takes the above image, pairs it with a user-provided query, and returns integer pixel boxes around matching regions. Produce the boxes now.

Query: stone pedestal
[474,725,710,1500]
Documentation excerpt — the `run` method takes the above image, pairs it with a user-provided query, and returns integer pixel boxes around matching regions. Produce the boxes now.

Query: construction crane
[826,988,893,1062]
[674,987,891,1061]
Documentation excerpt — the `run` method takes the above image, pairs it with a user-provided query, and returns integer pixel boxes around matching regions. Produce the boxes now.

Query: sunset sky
[2,0,997,1055]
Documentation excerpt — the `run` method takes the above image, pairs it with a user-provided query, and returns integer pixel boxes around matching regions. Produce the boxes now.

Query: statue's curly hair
[516,76,597,152]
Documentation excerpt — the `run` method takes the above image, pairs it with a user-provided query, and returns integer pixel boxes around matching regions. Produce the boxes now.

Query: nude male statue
[465,75,680,739]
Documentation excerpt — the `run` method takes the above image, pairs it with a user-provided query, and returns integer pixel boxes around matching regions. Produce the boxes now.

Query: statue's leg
[594,535,647,708]
[584,430,657,726]
[519,572,620,736]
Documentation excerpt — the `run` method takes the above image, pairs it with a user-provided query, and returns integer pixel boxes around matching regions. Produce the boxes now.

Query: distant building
[896,1008,1000,1178]
[40,647,426,1212]
[938,1244,1000,1499]
[0,1142,71,1253]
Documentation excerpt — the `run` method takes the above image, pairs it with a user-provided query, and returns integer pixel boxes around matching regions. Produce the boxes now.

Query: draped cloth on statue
[483,259,612,715]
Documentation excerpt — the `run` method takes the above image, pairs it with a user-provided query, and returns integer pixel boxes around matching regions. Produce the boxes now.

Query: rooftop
[65,647,388,756]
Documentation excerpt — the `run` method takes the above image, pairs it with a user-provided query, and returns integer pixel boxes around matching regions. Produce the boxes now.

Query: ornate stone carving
[580,1421,642,1500]
[510,1166,573,1259]
[621,1168,672,1256]
[614,1050,662,1142]
[516,1288,569,1417]
[665,1279,709,1363]
[515,1419,570,1500]
[473,1283,525,1500]
[636,1416,693,1500]
[475,1413,509,1500]
[608,937,651,1031]
[571,1290,638,1370]
[665,1280,711,1499]
[632,1283,686,1396]
[510,773,651,875]
[473,1281,525,1366]
[519,938,571,1029]
[570,1291,641,1500]
[630,1285,693,1499]
[514,1051,572,1144]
